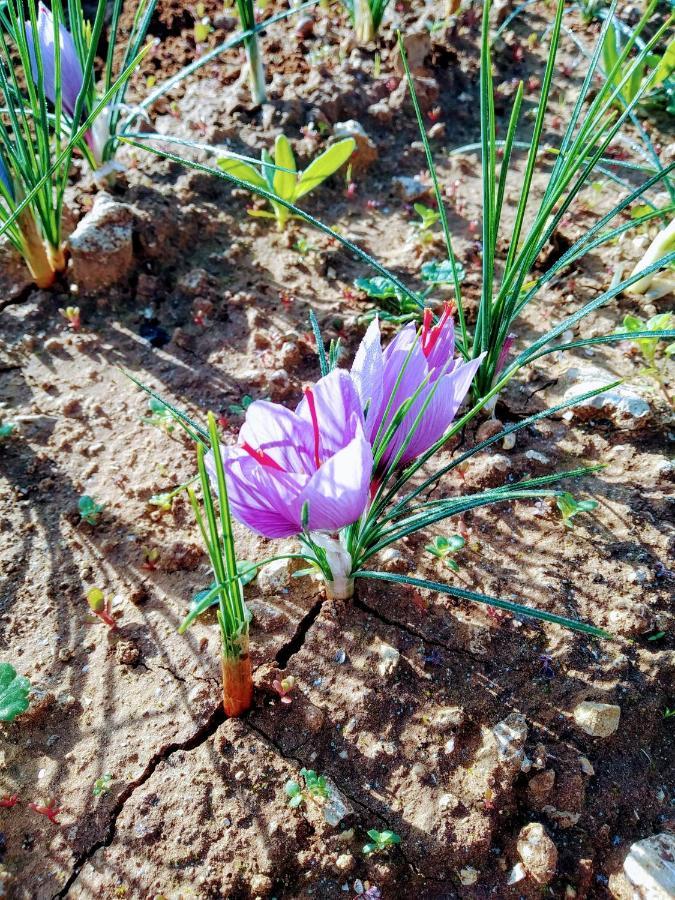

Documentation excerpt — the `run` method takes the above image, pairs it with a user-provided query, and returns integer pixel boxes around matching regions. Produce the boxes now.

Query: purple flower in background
[351,305,485,467]
[495,333,516,376]
[209,369,373,539]
[25,3,84,117]
[0,155,13,198]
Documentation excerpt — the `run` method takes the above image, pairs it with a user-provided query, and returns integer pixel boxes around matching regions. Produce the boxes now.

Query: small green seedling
[0,663,31,722]
[414,202,440,232]
[556,492,598,528]
[93,773,113,796]
[356,259,464,326]
[142,398,175,433]
[228,395,257,416]
[663,707,675,719]
[87,588,117,629]
[362,829,401,856]
[0,422,16,440]
[78,495,105,526]
[218,135,355,231]
[425,534,465,572]
[621,313,675,381]
[285,768,331,808]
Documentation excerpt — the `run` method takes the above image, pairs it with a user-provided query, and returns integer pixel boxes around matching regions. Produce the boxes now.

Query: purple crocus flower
[25,3,84,118]
[351,305,485,467]
[209,369,373,539]
[0,155,13,198]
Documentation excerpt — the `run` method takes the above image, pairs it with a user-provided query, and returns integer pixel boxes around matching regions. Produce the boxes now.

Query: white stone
[376,641,400,677]
[561,366,650,430]
[392,175,429,202]
[68,193,133,293]
[623,833,675,899]
[573,701,621,737]
[257,558,291,595]
[333,120,378,173]
[517,822,558,885]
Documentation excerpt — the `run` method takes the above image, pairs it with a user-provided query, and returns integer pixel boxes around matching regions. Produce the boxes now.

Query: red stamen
[242,441,285,472]
[421,302,453,358]
[304,387,321,470]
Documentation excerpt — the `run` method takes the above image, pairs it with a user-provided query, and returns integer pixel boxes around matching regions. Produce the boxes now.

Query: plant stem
[221,635,253,717]
[17,209,55,288]
[325,576,354,600]
[245,38,267,106]
[354,0,374,43]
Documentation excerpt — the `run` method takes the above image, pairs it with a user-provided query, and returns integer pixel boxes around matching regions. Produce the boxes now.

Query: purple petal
[424,312,455,374]
[374,324,429,447]
[296,369,365,459]
[396,353,485,463]
[239,400,314,474]
[300,427,372,532]
[215,447,309,539]
[27,3,83,116]
[350,318,384,433]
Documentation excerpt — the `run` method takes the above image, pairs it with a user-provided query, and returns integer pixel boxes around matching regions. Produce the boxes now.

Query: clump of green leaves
[228,395,257,416]
[621,313,675,380]
[356,258,465,326]
[425,534,465,572]
[340,0,392,44]
[601,22,675,113]
[362,829,401,856]
[414,202,440,238]
[285,768,331,808]
[93,773,113,796]
[556,492,598,528]
[78,495,105,525]
[218,135,355,231]
[0,663,30,722]
[0,422,15,440]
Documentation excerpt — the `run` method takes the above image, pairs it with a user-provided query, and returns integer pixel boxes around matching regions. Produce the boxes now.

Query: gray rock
[68,193,133,293]
[392,175,429,202]
[257,558,291,595]
[623,833,675,899]
[562,365,651,430]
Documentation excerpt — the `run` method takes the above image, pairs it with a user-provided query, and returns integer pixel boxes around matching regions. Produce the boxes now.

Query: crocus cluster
[212,308,483,551]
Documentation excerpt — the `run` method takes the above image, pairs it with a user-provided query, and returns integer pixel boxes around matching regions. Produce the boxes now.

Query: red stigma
[304,387,321,469]
[242,442,285,472]
[421,302,453,358]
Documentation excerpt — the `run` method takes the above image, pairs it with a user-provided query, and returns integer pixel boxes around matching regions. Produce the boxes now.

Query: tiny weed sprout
[142,398,176,433]
[356,261,465,326]
[228,395,257,416]
[59,306,81,331]
[556,492,598,528]
[340,0,392,45]
[362,829,401,856]
[86,587,117,629]
[28,798,61,824]
[0,663,31,722]
[539,654,555,680]
[663,708,675,719]
[285,769,331,808]
[142,547,160,570]
[414,202,440,234]
[621,313,675,383]
[0,421,16,440]
[425,534,465,573]
[272,675,296,704]
[218,134,355,231]
[92,774,112,796]
[0,794,20,807]
[184,413,253,717]
[78,495,105,526]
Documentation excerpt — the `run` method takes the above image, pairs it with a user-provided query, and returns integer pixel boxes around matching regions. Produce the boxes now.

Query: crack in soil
[53,700,226,898]
[54,591,327,896]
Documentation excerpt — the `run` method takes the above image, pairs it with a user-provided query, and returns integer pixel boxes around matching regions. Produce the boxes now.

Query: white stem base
[325,576,355,601]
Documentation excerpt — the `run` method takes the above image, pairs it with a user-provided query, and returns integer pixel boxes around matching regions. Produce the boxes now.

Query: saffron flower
[25,3,108,163]
[351,306,485,467]
[25,3,83,117]
[210,369,372,539]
